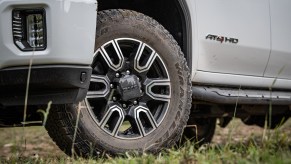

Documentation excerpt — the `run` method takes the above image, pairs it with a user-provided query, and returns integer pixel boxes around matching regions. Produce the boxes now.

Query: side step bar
[192,86,291,105]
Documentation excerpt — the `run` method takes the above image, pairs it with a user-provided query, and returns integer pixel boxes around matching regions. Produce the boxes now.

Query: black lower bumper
[0,65,92,106]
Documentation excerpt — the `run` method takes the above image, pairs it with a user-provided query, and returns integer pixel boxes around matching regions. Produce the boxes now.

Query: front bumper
[0,65,92,106]
[0,0,97,69]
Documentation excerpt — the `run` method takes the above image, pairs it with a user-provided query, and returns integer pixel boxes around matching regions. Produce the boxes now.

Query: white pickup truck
[1,0,290,157]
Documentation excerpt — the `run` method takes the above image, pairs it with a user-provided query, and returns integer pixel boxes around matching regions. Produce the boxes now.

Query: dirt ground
[0,118,290,159]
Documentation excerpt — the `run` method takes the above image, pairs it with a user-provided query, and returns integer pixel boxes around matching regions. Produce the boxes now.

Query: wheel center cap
[117,74,142,101]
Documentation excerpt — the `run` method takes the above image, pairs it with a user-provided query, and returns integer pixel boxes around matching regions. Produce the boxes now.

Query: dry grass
[0,118,290,163]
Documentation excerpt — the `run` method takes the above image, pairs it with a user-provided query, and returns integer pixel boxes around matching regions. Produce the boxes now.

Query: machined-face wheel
[86,38,171,139]
[45,10,191,157]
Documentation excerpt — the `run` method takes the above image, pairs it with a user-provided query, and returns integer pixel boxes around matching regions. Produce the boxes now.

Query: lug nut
[126,70,131,75]
[133,100,138,105]
[112,97,117,101]
[110,84,114,88]
[115,72,120,78]
[122,104,127,108]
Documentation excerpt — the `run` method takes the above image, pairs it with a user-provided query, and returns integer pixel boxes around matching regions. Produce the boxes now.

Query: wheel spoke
[100,105,125,136]
[129,106,157,136]
[134,43,157,73]
[144,78,171,102]
[94,39,125,71]
[88,38,171,139]
[86,75,110,99]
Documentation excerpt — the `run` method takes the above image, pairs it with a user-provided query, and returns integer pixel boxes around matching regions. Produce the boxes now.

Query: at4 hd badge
[206,34,239,44]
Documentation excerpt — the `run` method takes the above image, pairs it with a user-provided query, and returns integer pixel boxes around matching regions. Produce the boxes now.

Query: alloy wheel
[86,38,171,139]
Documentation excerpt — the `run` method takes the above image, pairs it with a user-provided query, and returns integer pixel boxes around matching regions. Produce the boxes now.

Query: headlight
[12,8,46,51]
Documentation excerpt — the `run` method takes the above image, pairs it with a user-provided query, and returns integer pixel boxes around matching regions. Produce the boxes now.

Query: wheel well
[97,0,192,70]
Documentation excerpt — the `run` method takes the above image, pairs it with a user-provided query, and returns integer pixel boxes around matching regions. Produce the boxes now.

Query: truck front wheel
[45,9,191,157]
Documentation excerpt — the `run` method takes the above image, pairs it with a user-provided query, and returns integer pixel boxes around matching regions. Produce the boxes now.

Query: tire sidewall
[77,11,190,153]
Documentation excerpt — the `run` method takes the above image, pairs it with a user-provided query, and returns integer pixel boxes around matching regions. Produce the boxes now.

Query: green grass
[0,119,290,163]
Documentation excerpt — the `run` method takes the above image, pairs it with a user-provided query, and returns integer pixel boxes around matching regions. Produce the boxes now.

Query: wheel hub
[117,74,142,101]
[86,38,171,139]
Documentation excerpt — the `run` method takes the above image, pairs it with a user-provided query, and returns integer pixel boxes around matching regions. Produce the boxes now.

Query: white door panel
[264,0,291,79]
[194,0,271,76]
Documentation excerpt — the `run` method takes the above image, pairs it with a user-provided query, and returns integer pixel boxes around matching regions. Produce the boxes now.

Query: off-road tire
[45,9,191,157]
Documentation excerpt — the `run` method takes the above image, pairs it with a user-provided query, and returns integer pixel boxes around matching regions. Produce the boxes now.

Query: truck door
[193,0,271,76]
[264,0,291,79]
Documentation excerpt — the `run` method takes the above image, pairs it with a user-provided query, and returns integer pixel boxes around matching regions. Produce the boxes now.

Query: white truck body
[0,0,97,69]
[0,0,97,105]
[187,0,291,89]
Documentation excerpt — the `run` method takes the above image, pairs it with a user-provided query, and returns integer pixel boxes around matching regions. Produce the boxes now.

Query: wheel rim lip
[86,37,171,140]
